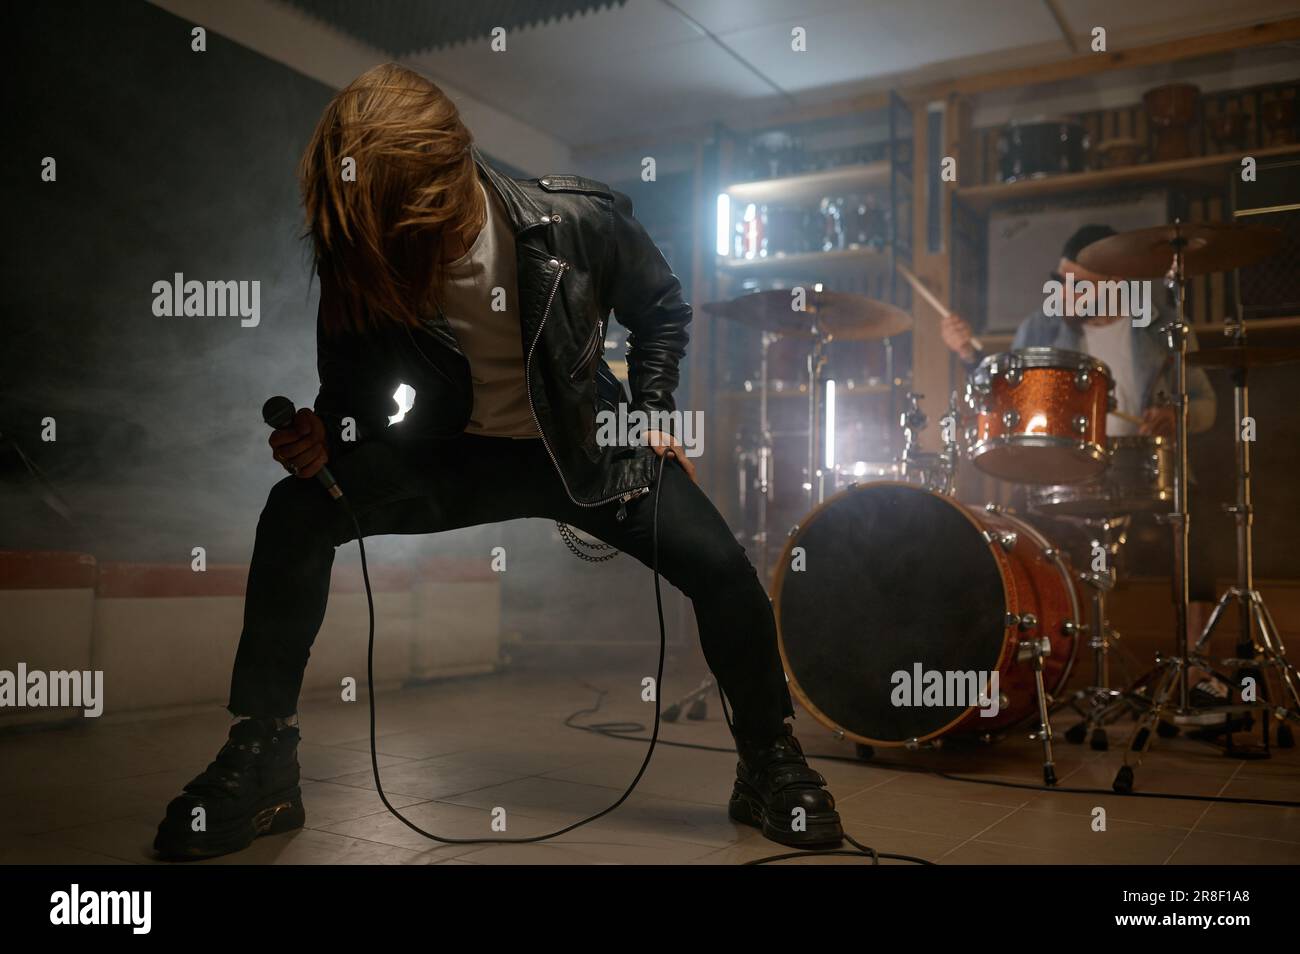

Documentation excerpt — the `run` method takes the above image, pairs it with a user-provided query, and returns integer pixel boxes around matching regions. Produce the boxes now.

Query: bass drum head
[775,483,1007,745]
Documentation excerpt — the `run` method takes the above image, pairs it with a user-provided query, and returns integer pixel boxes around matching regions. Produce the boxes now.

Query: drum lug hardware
[1075,369,1091,391]
[1062,619,1077,636]
[830,728,845,741]
[1072,414,1089,434]
[1007,613,1038,633]
[1016,634,1050,660]
[1002,409,1020,429]
[986,529,1017,551]
[984,502,1001,513]
[1002,356,1023,387]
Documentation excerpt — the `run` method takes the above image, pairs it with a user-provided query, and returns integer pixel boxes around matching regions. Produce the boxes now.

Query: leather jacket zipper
[614,486,651,522]
[525,257,649,510]
[568,320,604,379]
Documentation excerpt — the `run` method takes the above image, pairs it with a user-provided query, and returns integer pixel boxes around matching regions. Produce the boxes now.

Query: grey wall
[3,0,331,561]
[0,1,693,656]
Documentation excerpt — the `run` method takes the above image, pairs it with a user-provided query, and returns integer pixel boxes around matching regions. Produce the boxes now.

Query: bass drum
[774,483,1079,746]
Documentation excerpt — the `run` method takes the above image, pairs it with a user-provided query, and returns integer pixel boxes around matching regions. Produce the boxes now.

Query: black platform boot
[729,723,844,848]
[154,717,305,861]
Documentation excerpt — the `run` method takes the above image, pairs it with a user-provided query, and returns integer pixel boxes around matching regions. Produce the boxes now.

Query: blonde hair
[298,63,484,335]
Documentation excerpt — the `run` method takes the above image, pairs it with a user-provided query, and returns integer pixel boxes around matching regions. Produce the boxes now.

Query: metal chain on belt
[555,521,619,563]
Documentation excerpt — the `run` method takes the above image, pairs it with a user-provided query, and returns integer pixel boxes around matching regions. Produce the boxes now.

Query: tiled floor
[2,669,1298,865]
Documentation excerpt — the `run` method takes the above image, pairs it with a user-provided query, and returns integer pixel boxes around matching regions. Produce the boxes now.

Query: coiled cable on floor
[347,449,926,863]
[348,453,674,846]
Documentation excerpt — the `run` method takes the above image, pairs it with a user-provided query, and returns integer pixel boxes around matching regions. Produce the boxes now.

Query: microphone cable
[339,447,921,863]
[344,450,676,846]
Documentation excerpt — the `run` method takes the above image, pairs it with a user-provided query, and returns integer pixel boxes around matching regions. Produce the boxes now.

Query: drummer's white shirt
[1081,318,1140,436]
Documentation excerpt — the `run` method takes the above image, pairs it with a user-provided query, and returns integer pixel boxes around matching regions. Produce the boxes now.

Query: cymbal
[1077,222,1283,278]
[1188,346,1300,370]
[700,290,912,341]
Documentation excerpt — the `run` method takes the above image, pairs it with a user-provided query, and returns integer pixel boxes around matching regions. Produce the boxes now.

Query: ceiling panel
[672,0,873,34]
[286,0,634,54]
[716,0,1063,91]
[282,0,1299,148]
[410,27,771,143]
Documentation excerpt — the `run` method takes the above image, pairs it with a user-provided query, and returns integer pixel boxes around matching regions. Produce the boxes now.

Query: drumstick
[895,261,983,352]
[1112,409,1145,427]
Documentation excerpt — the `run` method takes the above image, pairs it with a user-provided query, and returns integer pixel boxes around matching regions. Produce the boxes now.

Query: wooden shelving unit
[717,246,891,277]
[955,143,1300,213]
[715,381,893,400]
[724,161,890,205]
[703,97,915,563]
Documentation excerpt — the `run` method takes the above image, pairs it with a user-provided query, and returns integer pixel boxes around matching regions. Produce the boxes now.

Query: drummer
[941,224,1216,436]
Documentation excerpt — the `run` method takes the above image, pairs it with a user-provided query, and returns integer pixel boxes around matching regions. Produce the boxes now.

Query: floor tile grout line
[931,801,1030,863]
[311,795,756,853]
[1162,760,1246,865]
[1009,804,1204,832]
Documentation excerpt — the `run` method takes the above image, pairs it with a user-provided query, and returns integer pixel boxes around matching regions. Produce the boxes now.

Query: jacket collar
[473,147,549,237]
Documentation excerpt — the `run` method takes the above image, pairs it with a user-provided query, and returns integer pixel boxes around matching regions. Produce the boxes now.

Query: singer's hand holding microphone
[262,396,343,499]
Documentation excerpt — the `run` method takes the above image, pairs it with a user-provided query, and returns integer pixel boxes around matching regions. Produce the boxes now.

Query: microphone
[262,395,344,500]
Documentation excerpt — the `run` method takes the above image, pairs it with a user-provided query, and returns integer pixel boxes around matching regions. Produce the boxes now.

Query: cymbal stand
[1111,223,1269,792]
[1191,311,1300,746]
[805,318,830,508]
[755,331,775,581]
[896,390,958,496]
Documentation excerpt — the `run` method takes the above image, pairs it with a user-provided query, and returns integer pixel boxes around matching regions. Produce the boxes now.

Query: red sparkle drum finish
[967,348,1113,484]
[968,506,1079,734]
[773,484,1080,746]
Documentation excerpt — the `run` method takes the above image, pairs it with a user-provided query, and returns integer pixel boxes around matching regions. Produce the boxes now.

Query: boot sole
[728,782,844,849]
[154,787,305,861]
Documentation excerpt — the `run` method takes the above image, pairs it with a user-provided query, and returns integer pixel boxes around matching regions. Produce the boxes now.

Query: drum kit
[679,219,1300,791]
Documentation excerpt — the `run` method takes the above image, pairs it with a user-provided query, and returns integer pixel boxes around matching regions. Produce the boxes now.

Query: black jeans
[228,434,794,740]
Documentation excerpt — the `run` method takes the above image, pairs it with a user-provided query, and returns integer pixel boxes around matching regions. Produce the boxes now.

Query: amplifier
[1233,153,1300,319]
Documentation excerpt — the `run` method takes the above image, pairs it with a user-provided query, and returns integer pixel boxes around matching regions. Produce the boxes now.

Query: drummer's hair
[1061,224,1117,263]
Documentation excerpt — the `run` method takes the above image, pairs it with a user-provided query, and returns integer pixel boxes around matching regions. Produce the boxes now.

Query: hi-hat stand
[1104,223,1274,792]
[1190,310,1300,749]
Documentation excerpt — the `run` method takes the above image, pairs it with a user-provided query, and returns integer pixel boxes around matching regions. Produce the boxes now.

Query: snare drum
[1027,436,1173,518]
[967,348,1113,484]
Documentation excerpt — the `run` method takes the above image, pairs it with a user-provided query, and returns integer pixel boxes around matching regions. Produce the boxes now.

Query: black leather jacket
[312,150,691,507]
